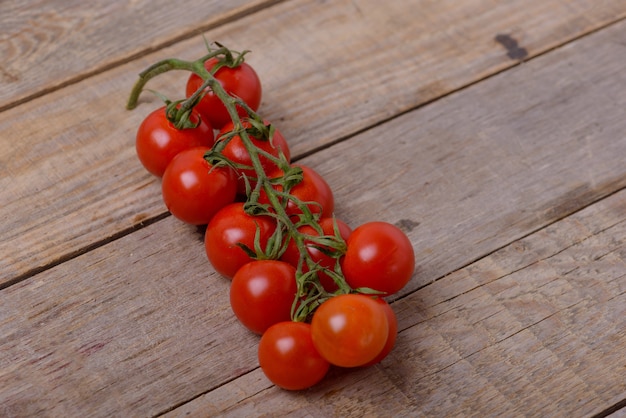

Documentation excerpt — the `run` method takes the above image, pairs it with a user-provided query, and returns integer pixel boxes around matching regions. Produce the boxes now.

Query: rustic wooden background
[1,0,625,416]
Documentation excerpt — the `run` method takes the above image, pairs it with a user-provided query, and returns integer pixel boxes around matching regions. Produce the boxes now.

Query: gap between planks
[0,0,286,114]
[0,212,170,292]
[296,14,626,161]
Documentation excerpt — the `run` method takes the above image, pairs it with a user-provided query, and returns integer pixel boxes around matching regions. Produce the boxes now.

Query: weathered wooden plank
[169,180,626,418]
[315,17,626,294]
[0,0,281,110]
[1,20,625,417]
[390,194,626,417]
[0,217,260,417]
[168,366,420,417]
[2,0,625,284]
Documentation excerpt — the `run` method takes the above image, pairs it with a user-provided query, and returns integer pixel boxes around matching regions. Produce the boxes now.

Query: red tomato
[230,260,297,335]
[161,147,237,225]
[260,164,334,219]
[186,57,262,130]
[281,217,352,292]
[135,106,215,177]
[204,202,276,278]
[287,165,334,218]
[311,294,389,367]
[341,222,415,295]
[362,298,398,366]
[258,321,330,390]
[218,120,291,195]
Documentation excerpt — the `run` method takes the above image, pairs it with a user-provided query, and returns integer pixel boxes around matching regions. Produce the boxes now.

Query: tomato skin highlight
[186,58,262,130]
[135,106,215,177]
[258,321,330,390]
[311,294,389,367]
[161,147,237,225]
[204,202,276,278]
[218,120,291,195]
[341,222,415,295]
[230,260,297,335]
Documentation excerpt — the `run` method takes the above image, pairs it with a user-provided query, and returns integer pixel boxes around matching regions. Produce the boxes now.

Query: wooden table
[2,1,625,416]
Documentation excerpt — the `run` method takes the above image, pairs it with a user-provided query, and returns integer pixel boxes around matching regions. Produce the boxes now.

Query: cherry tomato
[161,147,237,225]
[186,57,262,130]
[341,222,415,295]
[204,202,276,278]
[230,260,297,335]
[281,217,352,292]
[311,294,389,367]
[287,165,334,218]
[135,106,215,177]
[258,321,330,390]
[363,298,398,366]
[260,164,334,219]
[218,120,290,195]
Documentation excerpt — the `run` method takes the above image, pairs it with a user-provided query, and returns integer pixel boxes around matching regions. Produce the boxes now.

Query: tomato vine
[127,43,357,322]
[127,41,415,390]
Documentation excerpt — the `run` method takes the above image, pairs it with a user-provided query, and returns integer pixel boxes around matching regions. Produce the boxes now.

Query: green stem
[126,46,232,110]
[126,58,195,110]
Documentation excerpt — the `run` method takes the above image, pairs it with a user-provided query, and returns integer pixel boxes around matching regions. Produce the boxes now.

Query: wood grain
[1,19,625,417]
[391,203,626,417]
[2,0,625,285]
[316,18,626,294]
[0,218,260,417]
[175,186,626,417]
[0,0,281,110]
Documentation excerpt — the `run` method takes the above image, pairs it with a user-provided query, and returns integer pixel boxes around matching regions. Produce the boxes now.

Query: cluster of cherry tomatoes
[128,44,415,390]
